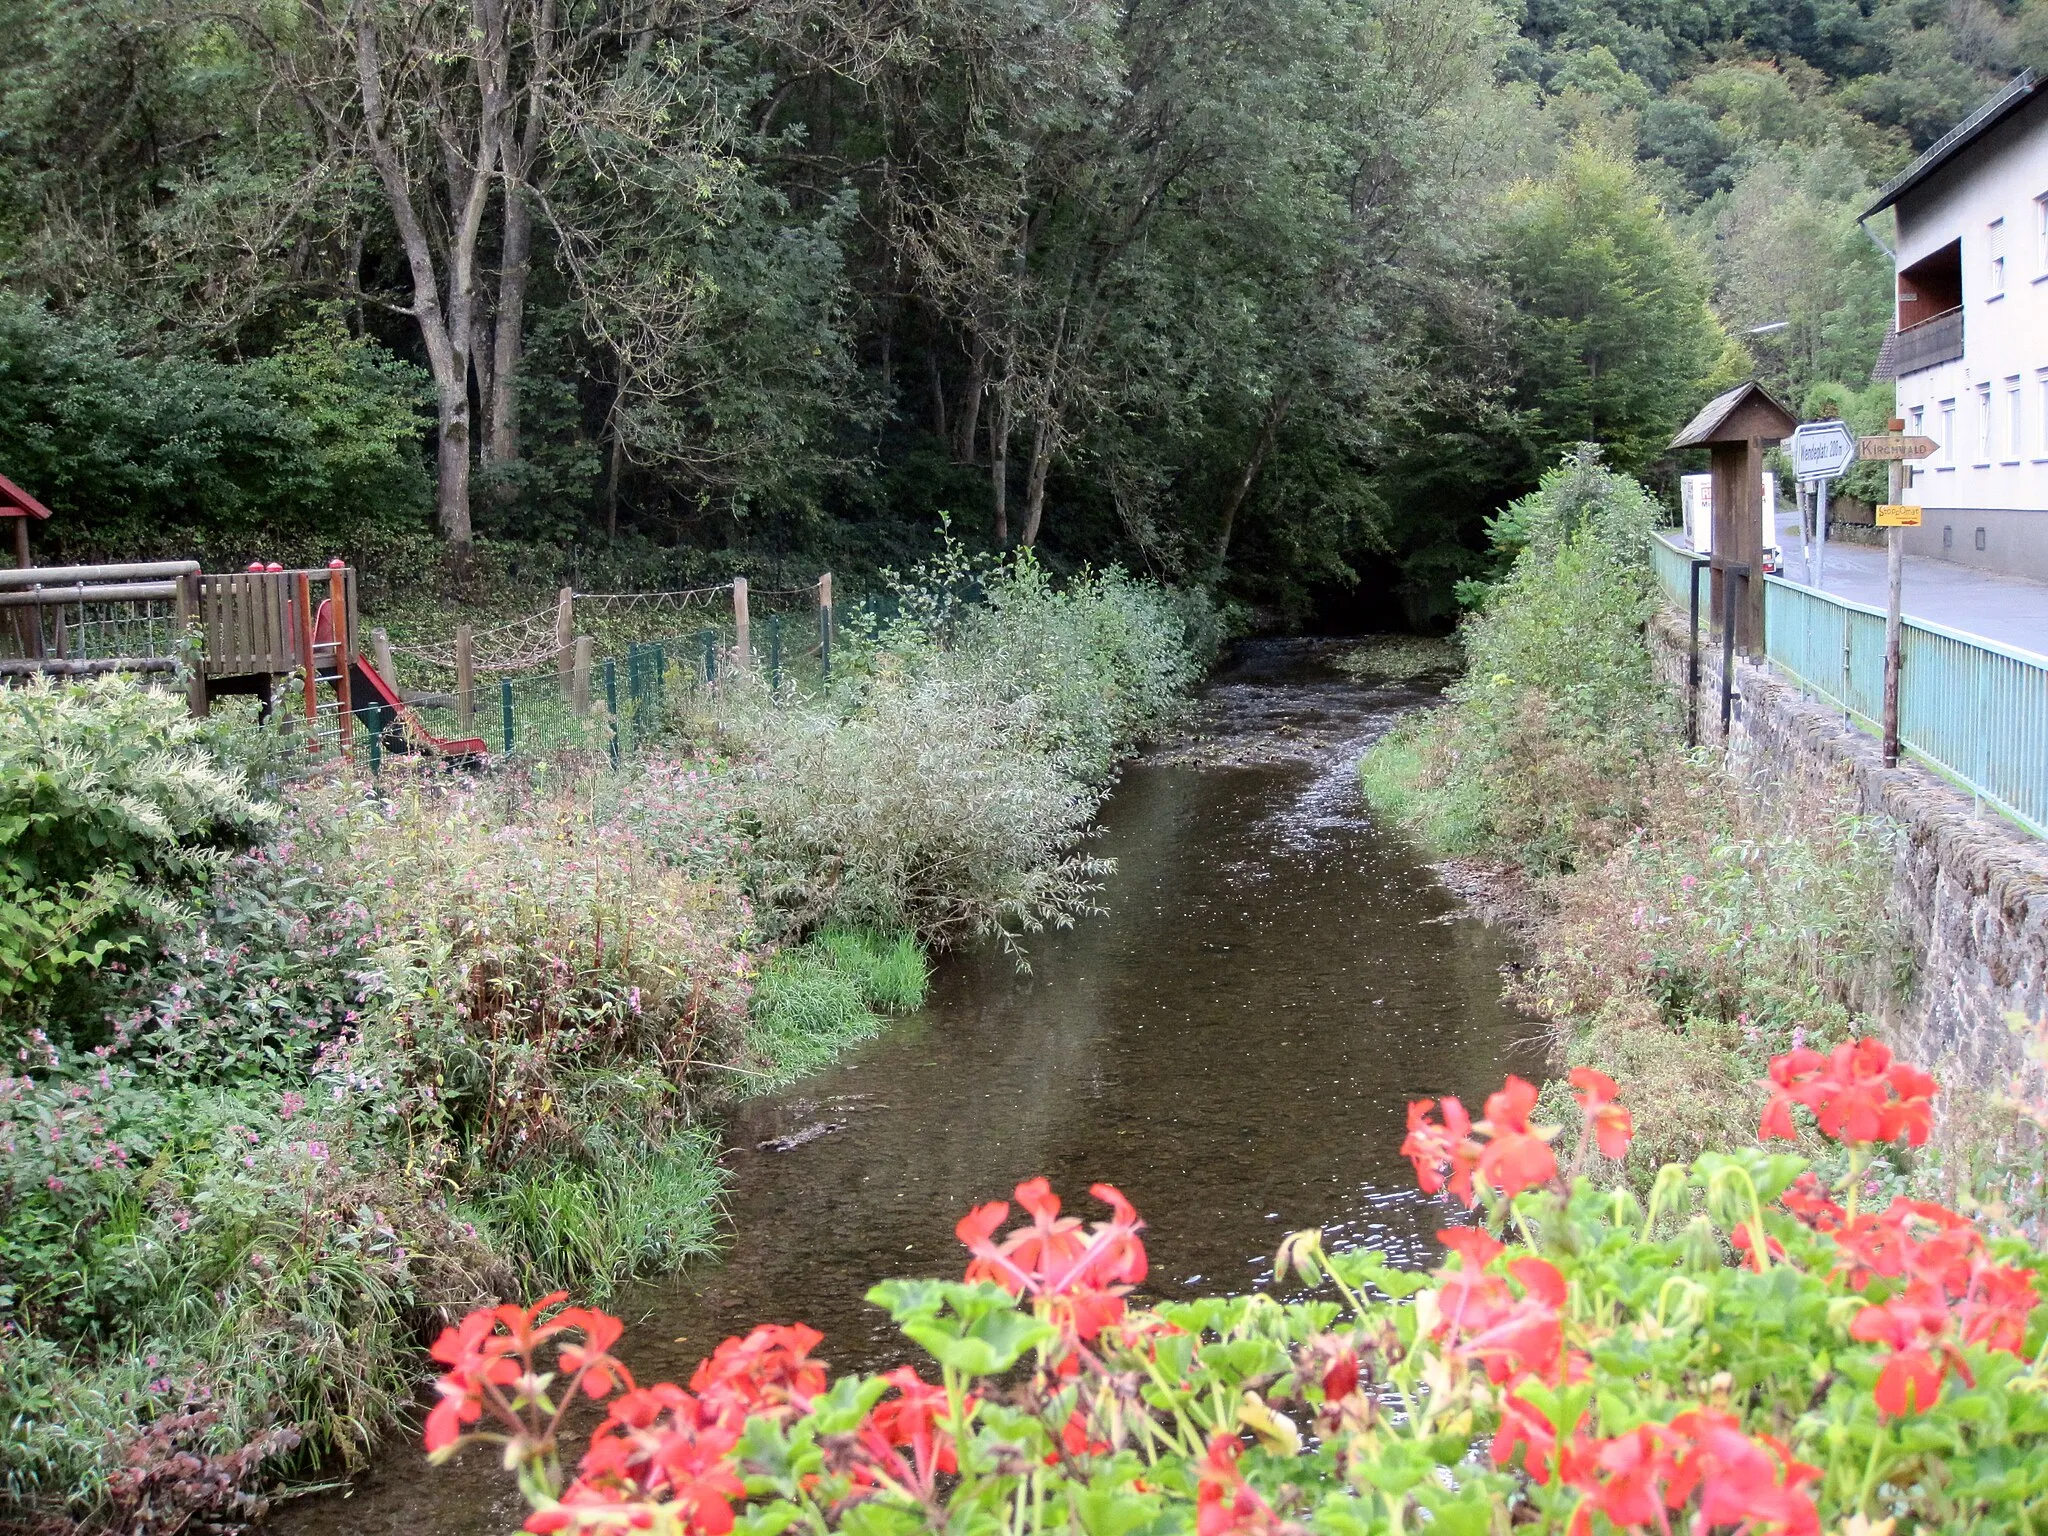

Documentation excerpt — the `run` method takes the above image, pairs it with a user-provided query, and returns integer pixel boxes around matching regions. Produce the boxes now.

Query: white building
[1867,71,2048,581]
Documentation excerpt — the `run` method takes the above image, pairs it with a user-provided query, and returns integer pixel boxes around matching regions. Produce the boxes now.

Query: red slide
[314,599,490,762]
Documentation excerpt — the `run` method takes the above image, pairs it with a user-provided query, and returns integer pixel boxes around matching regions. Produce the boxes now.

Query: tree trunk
[1213,389,1294,570]
[486,0,551,472]
[953,332,987,464]
[1019,414,1055,547]
[486,184,532,468]
[926,350,948,441]
[345,0,508,547]
[990,378,1012,545]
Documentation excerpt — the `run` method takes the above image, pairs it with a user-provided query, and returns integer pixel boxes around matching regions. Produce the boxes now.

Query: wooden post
[818,572,833,680]
[456,623,475,732]
[572,634,593,716]
[11,517,28,569]
[295,573,317,726]
[179,570,207,718]
[732,576,750,673]
[1883,458,1905,768]
[329,561,354,758]
[372,627,397,690]
[556,585,575,699]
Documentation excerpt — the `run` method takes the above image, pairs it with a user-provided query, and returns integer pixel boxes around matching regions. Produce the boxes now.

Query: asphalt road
[1771,527,2048,657]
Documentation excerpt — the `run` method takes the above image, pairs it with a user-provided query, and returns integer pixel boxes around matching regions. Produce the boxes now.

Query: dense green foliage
[0,678,273,1005]
[4,0,2024,619]
[1362,451,1670,871]
[0,563,1198,1530]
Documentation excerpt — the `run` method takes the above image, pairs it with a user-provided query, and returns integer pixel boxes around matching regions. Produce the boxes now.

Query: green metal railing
[1761,577,2048,838]
[1650,528,1698,611]
[1651,532,2048,838]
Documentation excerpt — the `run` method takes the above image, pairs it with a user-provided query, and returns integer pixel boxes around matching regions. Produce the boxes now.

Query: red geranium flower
[1402,1097,1481,1205]
[1759,1040,1937,1148]
[1569,1067,1634,1160]
[1195,1433,1289,1536]
[956,1179,1147,1371]
[689,1322,826,1427]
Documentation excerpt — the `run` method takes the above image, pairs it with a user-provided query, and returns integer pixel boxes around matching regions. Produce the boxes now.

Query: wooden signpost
[1861,422,1939,767]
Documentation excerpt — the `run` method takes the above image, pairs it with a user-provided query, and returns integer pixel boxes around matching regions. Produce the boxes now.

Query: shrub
[738,548,1201,946]
[1361,449,1670,871]
[337,774,756,1168]
[0,675,273,1013]
[433,1045,2048,1536]
[1516,760,1906,1176]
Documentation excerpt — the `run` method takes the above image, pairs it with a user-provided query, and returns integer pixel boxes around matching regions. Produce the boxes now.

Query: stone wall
[1647,609,2048,1099]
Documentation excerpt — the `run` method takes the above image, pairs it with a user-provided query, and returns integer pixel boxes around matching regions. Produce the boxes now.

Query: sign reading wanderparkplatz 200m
[1789,419,1858,482]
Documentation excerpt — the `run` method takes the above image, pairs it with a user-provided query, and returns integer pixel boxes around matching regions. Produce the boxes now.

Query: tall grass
[471,1132,726,1295]
[743,928,931,1090]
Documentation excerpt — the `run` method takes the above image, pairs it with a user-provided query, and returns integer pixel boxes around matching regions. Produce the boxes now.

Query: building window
[1989,218,2007,296]
[2038,372,2048,457]
[1941,399,1957,465]
[1976,383,1993,462]
[2038,194,2048,274]
[2008,379,2025,461]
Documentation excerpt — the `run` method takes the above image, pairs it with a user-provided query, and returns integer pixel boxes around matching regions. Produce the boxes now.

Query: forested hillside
[0,0,2041,621]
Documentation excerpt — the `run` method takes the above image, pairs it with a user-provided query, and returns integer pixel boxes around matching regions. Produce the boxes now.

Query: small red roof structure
[0,471,53,568]
[0,472,52,521]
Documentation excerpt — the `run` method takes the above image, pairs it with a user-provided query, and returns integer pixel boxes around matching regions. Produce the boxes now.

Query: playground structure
[0,556,839,770]
[0,558,488,762]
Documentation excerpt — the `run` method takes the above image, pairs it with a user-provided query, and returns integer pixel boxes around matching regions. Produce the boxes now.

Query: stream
[275,638,1545,1535]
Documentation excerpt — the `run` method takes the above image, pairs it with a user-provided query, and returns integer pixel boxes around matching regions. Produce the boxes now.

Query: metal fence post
[1687,557,1704,748]
[700,627,717,684]
[367,710,382,776]
[604,657,620,769]
[1720,562,1747,742]
[501,677,514,756]
[769,614,783,690]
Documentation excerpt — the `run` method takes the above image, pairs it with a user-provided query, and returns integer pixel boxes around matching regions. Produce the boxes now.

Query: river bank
[266,636,1545,1535]
[1355,454,2038,1215]
[0,558,1207,1533]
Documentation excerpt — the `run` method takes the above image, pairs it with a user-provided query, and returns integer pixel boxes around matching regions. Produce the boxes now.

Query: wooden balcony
[1894,306,1964,375]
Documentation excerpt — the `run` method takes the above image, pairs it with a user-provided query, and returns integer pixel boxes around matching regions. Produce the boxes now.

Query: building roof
[1669,381,1798,449]
[1862,70,2042,220]
[0,471,52,520]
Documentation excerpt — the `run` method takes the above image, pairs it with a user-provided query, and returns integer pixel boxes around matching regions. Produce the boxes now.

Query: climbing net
[391,604,568,674]
[387,580,833,678]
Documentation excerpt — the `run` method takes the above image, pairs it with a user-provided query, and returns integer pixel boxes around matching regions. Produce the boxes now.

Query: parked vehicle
[1680,472,1782,573]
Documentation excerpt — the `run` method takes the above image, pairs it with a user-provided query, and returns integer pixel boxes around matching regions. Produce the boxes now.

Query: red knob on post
[266,561,283,573]
[328,558,346,570]
[247,560,264,572]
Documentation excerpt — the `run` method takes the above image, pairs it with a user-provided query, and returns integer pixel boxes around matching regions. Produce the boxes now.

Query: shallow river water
[276,639,1544,1535]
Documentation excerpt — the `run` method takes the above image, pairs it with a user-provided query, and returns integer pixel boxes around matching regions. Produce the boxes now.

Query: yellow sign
[1876,504,1923,527]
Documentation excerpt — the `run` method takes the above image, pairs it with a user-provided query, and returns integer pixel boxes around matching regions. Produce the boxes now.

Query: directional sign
[1876,504,1923,527]
[1857,434,1940,461]
[1789,419,1858,481]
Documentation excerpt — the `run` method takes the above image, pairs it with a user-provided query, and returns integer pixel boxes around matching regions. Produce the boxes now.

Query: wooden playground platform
[0,558,487,759]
